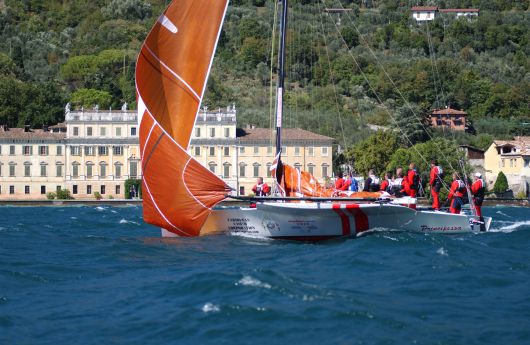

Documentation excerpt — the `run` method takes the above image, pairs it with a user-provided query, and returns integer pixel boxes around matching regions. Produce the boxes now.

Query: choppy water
[1,205,529,345]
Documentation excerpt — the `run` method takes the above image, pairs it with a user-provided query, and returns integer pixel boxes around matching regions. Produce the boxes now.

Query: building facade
[0,127,66,199]
[64,109,141,199]
[189,107,334,196]
[484,137,530,195]
[431,107,467,131]
[440,8,479,18]
[411,6,438,21]
[1,105,333,199]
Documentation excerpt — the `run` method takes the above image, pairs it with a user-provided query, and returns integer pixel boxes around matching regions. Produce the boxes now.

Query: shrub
[93,192,102,200]
[46,192,56,200]
[515,191,526,199]
[108,195,114,199]
[493,171,509,194]
[56,189,74,200]
[125,178,142,199]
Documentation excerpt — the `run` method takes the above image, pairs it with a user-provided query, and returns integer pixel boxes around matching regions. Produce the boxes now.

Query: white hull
[162,201,492,240]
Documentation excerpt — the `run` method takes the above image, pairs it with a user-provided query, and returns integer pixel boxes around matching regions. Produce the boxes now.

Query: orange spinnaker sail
[278,163,335,197]
[136,0,231,236]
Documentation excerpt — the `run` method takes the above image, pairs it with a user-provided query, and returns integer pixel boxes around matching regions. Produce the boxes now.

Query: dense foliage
[0,0,527,154]
[493,170,509,194]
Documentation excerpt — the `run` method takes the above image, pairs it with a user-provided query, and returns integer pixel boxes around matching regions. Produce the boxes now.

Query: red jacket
[471,179,485,197]
[448,180,466,199]
[401,178,412,196]
[380,179,389,192]
[407,169,419,190]
[335,178,345,190]
[338,179,351,191]
[429,166,442,186]
[252,183,270,196]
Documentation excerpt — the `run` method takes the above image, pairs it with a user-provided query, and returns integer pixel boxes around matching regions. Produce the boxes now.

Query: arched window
[40,162,48,177]
[24,161,32,177]
[239,162,247,177]
[308,163,315,175]
[114,162,123,178]
[208,161,217,174]
[223,163,231,178]
[72,161,80,178]
[99,162,108,178]
[253,163,260,177]
[86,161,94,178]
[321,163,329,178]
[294,162,302,171]
[266,163,272,178]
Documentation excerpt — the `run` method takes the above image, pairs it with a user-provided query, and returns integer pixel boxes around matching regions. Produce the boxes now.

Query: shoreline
[0,198,528,207]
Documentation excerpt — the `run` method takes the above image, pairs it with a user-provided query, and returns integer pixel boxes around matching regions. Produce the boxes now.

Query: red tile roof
[0,127,66,140]
[432,107,467,115]
[238,128,333,142]
[440,8,479,12]
[411,6,438,11]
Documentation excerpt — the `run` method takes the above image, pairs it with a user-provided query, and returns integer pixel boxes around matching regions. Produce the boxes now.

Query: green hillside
[0,0,528,150]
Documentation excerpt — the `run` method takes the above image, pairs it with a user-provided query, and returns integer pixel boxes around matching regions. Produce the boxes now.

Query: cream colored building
[189,107,334,196]
[0,126,66,199]
[64,108,141,198]
[1,105,333,199]
[484,136,530,195]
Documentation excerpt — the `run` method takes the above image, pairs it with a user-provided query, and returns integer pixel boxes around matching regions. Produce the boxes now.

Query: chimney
[43,124,49,132]
[24,125,30,132]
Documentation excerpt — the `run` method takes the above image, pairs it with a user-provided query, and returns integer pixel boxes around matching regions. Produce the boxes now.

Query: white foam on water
[70,217,77,220]
[236,275,271,289]
[437,247,448,256]
[119,219,128,224]
[495,210,513,218]
[491,220,530,233]
[111,210,118,213]
[95,206,106,211]
[202,303,220,313]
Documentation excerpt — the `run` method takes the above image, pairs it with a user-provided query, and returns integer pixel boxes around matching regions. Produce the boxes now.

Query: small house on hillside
[440,8,479,18]
[431,107,467,131]
[411,6,438,21]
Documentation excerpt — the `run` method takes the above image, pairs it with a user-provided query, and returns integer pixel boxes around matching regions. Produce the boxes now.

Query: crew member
[252,177,270,196]
[407,163,420,197]
[447,172,466,214]
[363,169,380,192]
[335,172,345,190]
[471,172,486,231]
[429,160,444,210]
[391,171,406,197]
[380,172,391,192]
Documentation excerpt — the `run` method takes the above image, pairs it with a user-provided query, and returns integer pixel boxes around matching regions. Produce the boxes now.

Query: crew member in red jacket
[252,177,270,196]
[335,172,345,190]
[380,172,391,192]
[471,172,486,217]
[407,163,420,197]
[447,172,466,214]
[471,172,487,231]
[429,160,444,210]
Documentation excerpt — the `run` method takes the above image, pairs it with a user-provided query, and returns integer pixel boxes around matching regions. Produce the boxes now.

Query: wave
[201,303,220,313]
[491,220,530,233]
[236,275,272,289]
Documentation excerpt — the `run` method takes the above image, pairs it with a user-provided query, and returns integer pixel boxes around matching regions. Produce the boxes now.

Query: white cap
[475,172,482,178]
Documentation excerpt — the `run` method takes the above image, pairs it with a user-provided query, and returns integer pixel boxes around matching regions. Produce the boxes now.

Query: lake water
[1,205,529,345]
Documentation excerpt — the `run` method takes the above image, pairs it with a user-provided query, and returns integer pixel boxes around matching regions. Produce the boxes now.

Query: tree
[345,130,401,177]
[70,88,112,109]
[390,104,430,146]
[493,171,509,194]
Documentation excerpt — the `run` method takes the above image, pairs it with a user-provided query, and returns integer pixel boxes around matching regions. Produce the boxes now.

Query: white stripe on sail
[158,15,178,33]
[143,44,201,101]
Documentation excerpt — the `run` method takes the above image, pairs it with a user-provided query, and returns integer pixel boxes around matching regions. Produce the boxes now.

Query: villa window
[116,127,122,137]
[86,163,94,178]
[98,146,108,156]
[73,185,78,194]
[266,163,272,177]
[9,164,16,177]
[56,164,63,177]
[210,128,215,137]
[294,147,300,156]
[56,146,62,155]
[322,147,329,156]
[100,127,106,136]
[194,146,201,156]
[72,163,79,178]
[115,163,122,178]
[9,145,15,155]
[41,186,46,195]
[224,128,230,138]
[130,127,137,136]
[239,163,246,177]
[308,147,314,156]
[87,185,92,195]
[40,164,47,177]
[87,127,93,136]
[253,163,260,177]
[25,186,30,194]
[195,127,201,137]
[113,146,123,155]
[224,147,230,156]
[209,146,215,156]
[39,146,48,155]
[24,163,31,177]
[223,164,230,178]
[130,161,138,178]
[100,163,107,178]
[73,127,79,136]
[23,145,32,155]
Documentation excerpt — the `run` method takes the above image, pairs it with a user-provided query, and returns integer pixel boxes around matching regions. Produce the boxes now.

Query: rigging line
[425,21,441,109]
[316,1,347,149]
[321,0,452,191]
[269,0,279,148]
[331,0,458,176]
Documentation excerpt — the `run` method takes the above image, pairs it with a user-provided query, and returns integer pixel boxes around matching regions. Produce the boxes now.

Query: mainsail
[136,0,231,236]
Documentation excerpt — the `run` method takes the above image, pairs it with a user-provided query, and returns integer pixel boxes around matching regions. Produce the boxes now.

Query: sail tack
[136,0,231,236]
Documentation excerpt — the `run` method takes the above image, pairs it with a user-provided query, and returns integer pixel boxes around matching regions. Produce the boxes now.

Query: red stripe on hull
[344,204,370,233]
[332,204,351,236]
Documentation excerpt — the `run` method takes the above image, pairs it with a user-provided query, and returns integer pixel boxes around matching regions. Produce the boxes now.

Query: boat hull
[161,202,492,240]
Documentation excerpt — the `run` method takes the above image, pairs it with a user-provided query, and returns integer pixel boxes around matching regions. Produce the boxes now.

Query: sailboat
[136,0,492,240]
